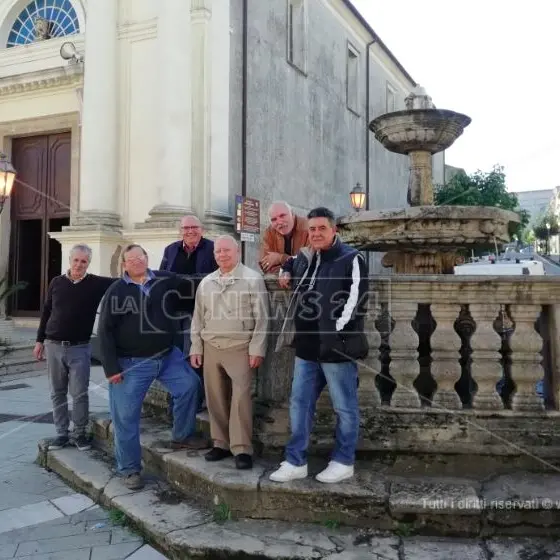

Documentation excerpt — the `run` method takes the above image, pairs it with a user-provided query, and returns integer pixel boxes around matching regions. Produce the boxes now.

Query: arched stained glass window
[7,0,79,48]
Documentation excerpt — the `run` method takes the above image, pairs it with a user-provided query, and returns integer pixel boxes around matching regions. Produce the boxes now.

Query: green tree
[521,228,536,246]
[434,164,530,239]
[533,212,559,240]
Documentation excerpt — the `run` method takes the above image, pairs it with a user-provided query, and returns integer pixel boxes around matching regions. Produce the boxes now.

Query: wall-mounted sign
[235,195,260,242]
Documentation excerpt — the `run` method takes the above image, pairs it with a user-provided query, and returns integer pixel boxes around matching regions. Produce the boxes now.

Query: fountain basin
[369,109,471,155]
[337,205,520,252]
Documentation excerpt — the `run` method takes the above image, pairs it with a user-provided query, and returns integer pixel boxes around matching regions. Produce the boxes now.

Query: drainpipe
[241,0,248,262]
[365,39,376,211]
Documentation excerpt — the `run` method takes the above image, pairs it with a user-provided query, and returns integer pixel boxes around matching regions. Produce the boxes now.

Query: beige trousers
[203,343,254,455]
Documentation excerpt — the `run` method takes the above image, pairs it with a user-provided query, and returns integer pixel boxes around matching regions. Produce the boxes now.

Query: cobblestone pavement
[0,366,168,559]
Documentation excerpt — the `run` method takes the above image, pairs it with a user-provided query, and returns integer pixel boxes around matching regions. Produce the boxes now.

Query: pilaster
[192,0,233,228]
[74,0,121,229]
[142,0,194,226]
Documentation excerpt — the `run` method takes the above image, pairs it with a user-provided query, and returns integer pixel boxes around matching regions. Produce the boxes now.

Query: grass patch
[213,503,231,523]
[109,508,127,526]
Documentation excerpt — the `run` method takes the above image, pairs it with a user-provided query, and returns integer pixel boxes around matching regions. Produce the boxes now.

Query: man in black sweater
[34,244,116,452]
[97,244,207,490]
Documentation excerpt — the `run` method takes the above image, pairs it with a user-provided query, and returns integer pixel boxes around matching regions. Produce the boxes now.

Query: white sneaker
[316,461,354,483]
[269,461,308,482]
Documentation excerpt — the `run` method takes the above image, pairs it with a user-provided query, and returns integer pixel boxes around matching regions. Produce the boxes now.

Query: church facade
[0,0,444,319]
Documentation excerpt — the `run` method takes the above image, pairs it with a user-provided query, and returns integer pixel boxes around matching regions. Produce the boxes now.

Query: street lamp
[350,182,366,212]
[0,153,16,215]
[546,222,551,255]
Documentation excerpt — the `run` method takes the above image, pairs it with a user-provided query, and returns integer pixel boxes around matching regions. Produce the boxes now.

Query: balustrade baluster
[470,304,503,410]
[510,304,545,412]
[389,302,421,408]
[430,304,462,410]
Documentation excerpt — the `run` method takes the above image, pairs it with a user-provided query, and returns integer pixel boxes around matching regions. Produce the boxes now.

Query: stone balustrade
[144,275,560,459]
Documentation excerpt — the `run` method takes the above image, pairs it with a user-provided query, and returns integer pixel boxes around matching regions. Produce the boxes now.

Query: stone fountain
[338,86,520,274]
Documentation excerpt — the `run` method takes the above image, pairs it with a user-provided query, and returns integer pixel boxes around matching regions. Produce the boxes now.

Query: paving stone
[0,501,64,534]
[402,537,487,559]
[226,519,338,551]
[0,522,87,546]
[13,549,92,559]
[15,530,111,556]
[0,543,17,559]
[90,541,144,559]
[111,488,210,540]
[324,552,391,560]
[486,537,560,559]
[0,489,61,512]
[126,544,169,559]
[482,472,560,506]
[329,534,400,559]
[263,543,322,558]
[167,524,267,556]
[69,505,111,525]
[389,480,482,515]
[109,526,143,545]
[51,493,95,515]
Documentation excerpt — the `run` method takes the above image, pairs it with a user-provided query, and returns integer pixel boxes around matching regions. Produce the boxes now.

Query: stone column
[509,304,545,411]
[144,0,194,225]
[408,151,433,206]
[73,0,120,230]
[470,304,503,410]
[430,304,462,410]
[389,302,421,408]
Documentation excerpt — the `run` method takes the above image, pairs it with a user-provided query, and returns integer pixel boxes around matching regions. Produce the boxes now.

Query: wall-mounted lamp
[0,153,17,216]
[60,41,83,64]
[350,182,366,212]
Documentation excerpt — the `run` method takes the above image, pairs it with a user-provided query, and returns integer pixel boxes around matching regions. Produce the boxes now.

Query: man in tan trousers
[190,235,269,469]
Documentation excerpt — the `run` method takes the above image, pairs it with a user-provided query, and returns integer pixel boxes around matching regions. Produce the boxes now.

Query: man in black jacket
[269,207,368,484]
[98,244,207,490]
[33,244,115,452]
[159,215,218,356]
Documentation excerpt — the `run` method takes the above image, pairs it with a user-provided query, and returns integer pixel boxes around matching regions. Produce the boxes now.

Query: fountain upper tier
[369,108,472,156]
[338,86,522,274]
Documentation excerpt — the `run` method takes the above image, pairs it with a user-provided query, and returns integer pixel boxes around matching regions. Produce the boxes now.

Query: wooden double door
[9,133,71,316]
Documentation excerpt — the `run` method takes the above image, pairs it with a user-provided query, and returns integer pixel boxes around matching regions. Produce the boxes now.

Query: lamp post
[0,153,16,216]
[546,222,551,255]
[350,182,366,212]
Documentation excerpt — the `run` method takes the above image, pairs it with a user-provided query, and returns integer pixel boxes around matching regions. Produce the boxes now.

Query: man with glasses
[160,216,218,411]
[159,215,218,357]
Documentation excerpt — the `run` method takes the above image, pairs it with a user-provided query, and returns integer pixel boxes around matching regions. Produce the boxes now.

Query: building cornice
[0,65,83,97]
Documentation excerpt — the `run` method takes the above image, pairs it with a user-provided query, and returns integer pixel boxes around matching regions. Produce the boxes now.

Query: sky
[351,0,558,193]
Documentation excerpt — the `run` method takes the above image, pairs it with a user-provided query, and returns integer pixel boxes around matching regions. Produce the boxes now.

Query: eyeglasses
[181,226,201,231]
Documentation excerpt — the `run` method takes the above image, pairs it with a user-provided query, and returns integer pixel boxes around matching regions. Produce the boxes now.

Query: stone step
[141,381,560,460]
[0,344,45,377]
[37,443,560,559]
[86,413,560,538]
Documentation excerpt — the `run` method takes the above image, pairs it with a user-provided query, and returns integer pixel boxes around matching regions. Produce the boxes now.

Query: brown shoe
[123,473,144,490]
[170,434,210,450]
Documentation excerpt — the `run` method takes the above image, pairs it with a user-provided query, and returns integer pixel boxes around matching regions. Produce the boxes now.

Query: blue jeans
[285,357,359,466]
[109,346,201,476]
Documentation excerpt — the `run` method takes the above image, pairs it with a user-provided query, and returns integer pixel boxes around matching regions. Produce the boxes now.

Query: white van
[454,260,545,276]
